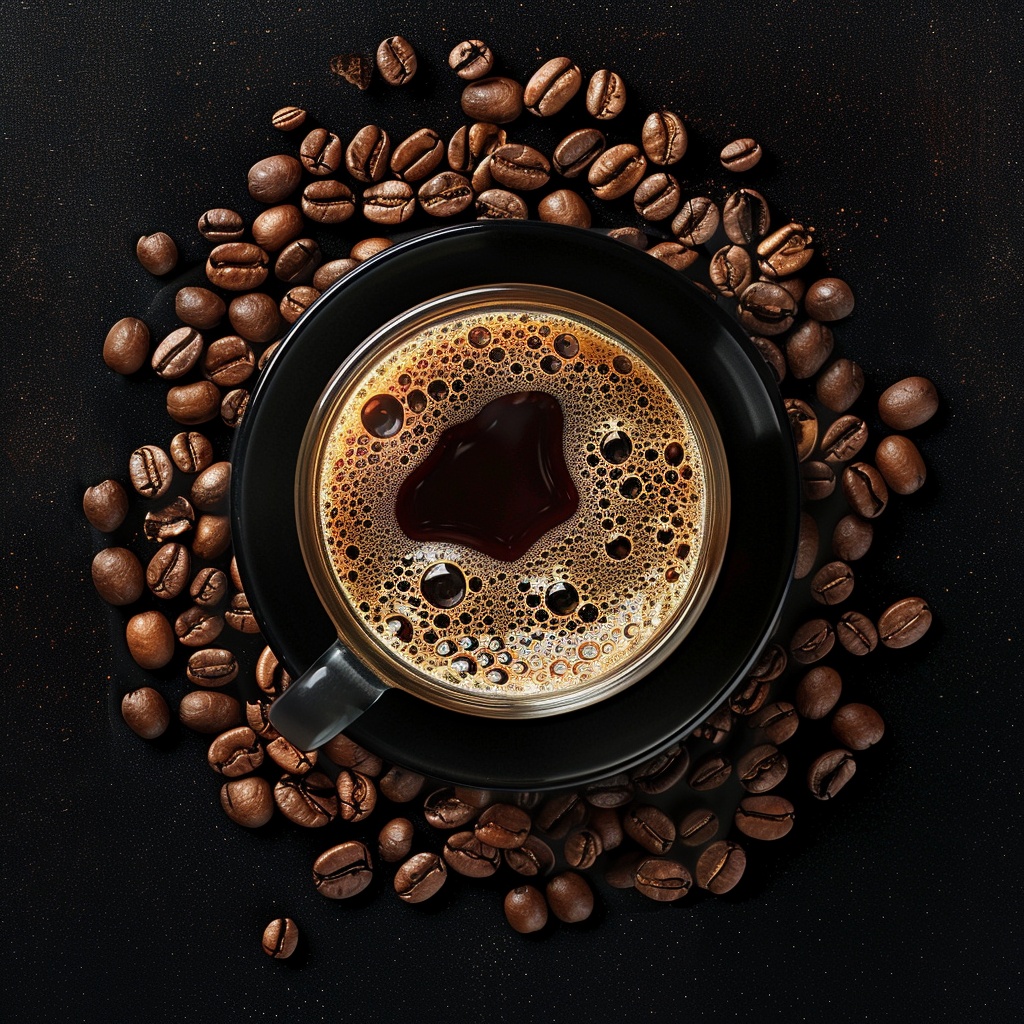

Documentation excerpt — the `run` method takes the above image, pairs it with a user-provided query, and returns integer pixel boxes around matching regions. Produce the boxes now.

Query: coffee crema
[303,287,726,714]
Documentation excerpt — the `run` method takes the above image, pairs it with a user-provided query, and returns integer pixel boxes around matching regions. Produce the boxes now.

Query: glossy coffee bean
[878,376,939,430]
[201,337,253,387]
[271,106,306,131]
[256,645,292,696]
[505,835,556,877]
[805,277,854,320]
[589,143,646,200]
[103,316,149,374]
[641,110,687,165]
[696,840,746,893]
[275,238,321,285]
[633,172,680,221]
[475,188,528,220]
[757,222,815,278]
[301,180,356,225]
[280,286,319,324]
[224,592,259,634]
[842,462,889,518]
[786,320,834,379]
[313,259,359,290]
[802,460,836,501]
[136,232,177,275]
[207,727,262,776]
[524,57,582,116]
[146,542,190,599]
[395,852,447,904]
[475,804,531,849]
[197,208,244,243]
[821,415,868,465]
[749,701,800,744]
[376,35,417,85]
[251,204,303,252]
[811,560,855,605]
[720,137,762,171]
[631,745,689,795]
[333,770,375,822]
[790,618,835,664]
[563,828,602,869]
[262,918,299,959]
[142,496,193,543]
[248,154,302,203]
[313,841,373,898]
[275,772,338,827]
[266,736,317,775]
[875,435,926,494]
[648,241,698,271]
[83,479,129,532]
[735,795,795,840]
[723,187,770,244]
[206,242,269,291]
[546,872,594,922]
[538,189,591,227]
[258,342,280,371]
[535,791,588,838]
[178,690,242,734]
[878,597,932,648]
[635,858,691,902]
[446,125,479,172]
[449,39,494,80]
[151,327,203,380]
[833,514,873,561]
[552,128,606,178]
[461,76,524,123]
[738,281,796,335]
[423,788,477,829]
[807,748,857,800]
[220,389,249,430]
[390,128,444,182]
[221,776,274,828]
[623,804,676,854]
[677,808,719,847]
[344,125,390,184]
[129,444,173,499]
[192,514,231,559]
[817,358,865,412]
[175,287,225,331]
[245,701,278,739]
[737,744,788,793]
[186,647,237,688]
[836,610,878,655]
[785,398,817,461]
[175,605,224,647]
[505,885,548,932]
[490,143,551,191]
[418,171,473,217]
[121,687,170,739]
[688,753,732,790]
[710,245,753,297]
[795,511,818,579]
[586,69,626,119]
[378,818,415,863]
[228,292,280,344]
[672,196,719,246]
[443,832,500,878]
[363,181,416,226]
[831,703,885,749]
[379,767,425,803]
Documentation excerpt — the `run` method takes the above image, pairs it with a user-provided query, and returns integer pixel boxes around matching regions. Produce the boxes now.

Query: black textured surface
[2,2,1021,1021]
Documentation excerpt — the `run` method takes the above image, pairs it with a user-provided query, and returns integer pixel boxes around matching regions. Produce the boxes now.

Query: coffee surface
[316,302,711,700]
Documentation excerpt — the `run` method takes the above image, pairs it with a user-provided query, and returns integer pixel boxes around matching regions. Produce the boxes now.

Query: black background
[2,2,1021,1021]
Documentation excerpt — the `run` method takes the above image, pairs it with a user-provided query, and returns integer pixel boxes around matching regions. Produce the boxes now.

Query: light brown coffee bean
[821,415,869,465]
[475,804,532,849]
[175,287,225,331]
[313,841,373,899]
[786,320,834,379]
[129,445,173,499]
[376,35,417,85]
[588,143,646,200]
[418,172,474,217]
[197,208,245,243]
[83,479,129,532]
[443,832,500,877]
[695,840,746,893]
[504,835,556,877]
[276,772,338,827]
[634,858,692,902]
[553,128,606,177]
[363,181,416,225]
[586,69,626,119]
[546,872,594,922]
[142,496,194,543]
[322,732,382,776]
[222,777,274,828]
[720,137,762,171]
[379,767,426,803]
[220,388,249,430]
[734,795,795,840]
[314,259,359,290]
[802,460,836,500]
[206,242,270,291]
[136,232,177,275]
[391,128,444,182]
[151,327,203,380]
[103,316,150,374]
[245,701,278,739]
[836,610,878,655]
[842,462,889,518]
[790,618,835,664]
[608,226,648,248]
[275,238,322,285]
[178,690,242,734]
[395,852,447,903]
[808,748,857,800]
[201,336,254,387]
[266,735,317,775]
[121,687,170,740]
[751,335,786,384]
[228,292,280,344]
[448,39,494,80]
[475,188,528,220]
[723,187,770,244]
[563,828,602,869]
[831,703,885,750]
[538,189,591,227]
[299,129,343,176]
[248,155,302,203]
[709,244,753,297]
[504,885,548,933]
[378,818,415,863]
[186,647,237,688]
[261,917,299,959]
[271,106,306,131]
[251,204,304,252]
[648,241,698,271]
[146,542,190,599]
[490,143,552,190]
[738,281,796,336]
[672,196,719,245]
[832,514,874,561]
[875,435,927,494]
[301,180,356,225]
[817,358,865,412]
[811,560,855,605]
[524,57,582,116]
[280,285,320,324]
[208,726,262,777]
[737,744,788,793]
[175,605,224,647]
[642,110,687,165]
[678,808,719,847]
[785,398,818,461]
[336,770,377,822]
[633,172,681,221]
[878,377,939,430]
[757,223,815,278]
[460,76,524,123]
[192,514,231,559]
[256,645,292,695]
[623,805,676,854]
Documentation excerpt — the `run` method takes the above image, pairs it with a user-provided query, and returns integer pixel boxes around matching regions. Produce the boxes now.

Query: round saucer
[231,221,799,790]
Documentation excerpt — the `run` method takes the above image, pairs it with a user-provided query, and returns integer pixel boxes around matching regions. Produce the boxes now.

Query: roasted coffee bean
[552,128,606,177]
[720,137,762,171]
[808,748,857,800]
[175,605,224,647]
[146,543,190,599]
[633,173,680,221]
[280,285,320,324]
[784,398,818,461]
[821,415,868,466]
[272,105,306,131]
[796,666,842,719]
[461,76,524,123]
[379,766,425,803]
[455,786,496,809]
[344,126,390,184]
[730,676,771,716]
[723,187,770,244]
[468,121,506,161]
[378,818,415,863]
[220,389,249,430]
[586,69,626,119]
[875,435,927,494]
[635,858,691,902]
[275,238,322,285]
[363,181,416,225]
[191,560,230,603]
[584,773,634,808]
[790,619,836,664]
[589,143,646,200]
[175,287,225,331]
[449,39,494,79]
[250,204,302,253]
[605,850,646,888]
[693,705,734,745]
[749,703,800,747]
[314,258,359,290]
[424,788,477,829]
[878,376,939,430]
[128,444,173,500]
[786,320,834,379]
[817,358,865,412]
[843,462,889,518]
[475,188,528,220]
[535,791,587,838]
[802,460,836,500]
[222,777,274,828]
[832,514,873,561]
[121,687,170,740]
[375,34,417,85]
[749,642,788,683]
[228,292,280,344]
[688,753,732,790]
[524,57,582,116]
[751,335,786,385]
[349,237,393,261]
[246,701,278,739]
[390,128,444,182]
[805,277,854,321]
[475,804,531,849]
[276,771,338,827]
[197,208,245,243]
[505,835,556,877]
[563,828,602,869]
[641,109,687,165]
[775,274,808,302]
[136,232,177,275]
[737,744,788,793]
[443,831,500,877]
[648,241,698,271]
[329,53,373,91]
[811,560,855,605]
[298,182,354,229]
[225,592,259,634]
[623,805,676,854]
[257,341,280,371]
[878,596,932,648]
[471,154,496,191]
[696,840,746,893]
[151,326,203,380]
[207,726,262,776]
[831,703,885,749]
[795,511,819,579]
[678,808,719,847]
[321,732,382,777]
[738,281,796,335]
[178,690,242,734]
[262,917,299,959]
[418,171,473,217]
[709,245,753,297]
[631,745,690,794]
[538,189,591,227]
[143,496,194,542]
[248,155,302,204]
[608,226,648,248]
[395,852,446,904]
[83,479,129,532]
[193,514,231,558]
[672,196,719,246]
[186,647,237,688]
[256,645,292,695]
[267,735,317,775]
[313,841,373,899]
[490,143,552,191]
[446,125,473,172]
[206,242,270,291]
[836,609,878,655]
[735,795,795,840]
[103,316,149,374]
[546,872,594,922]
[201,337,253,387]
[757,222,814,278]
[505,886,548,934]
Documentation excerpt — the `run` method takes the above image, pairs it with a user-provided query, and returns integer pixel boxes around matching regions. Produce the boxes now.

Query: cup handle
[267,639,389,751]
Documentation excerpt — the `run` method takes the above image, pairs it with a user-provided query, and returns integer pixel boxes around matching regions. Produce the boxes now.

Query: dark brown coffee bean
[178,690,242,734]
[175,287,225,331]
[878,376,939,430]
[735,795,795,840]
[129,445,173,499]
[505,885,548,932]
[246,701,278,739]
[443,831,500,877]
[805,277,854,320]
[187,647,237,688]
[475,188,528,220]
[648,241,698,271]
[842,462,889,518]
[378,818,415,863]
[641,110,687,165]
[586,69,626,119]
[796,666,842,719]
[811,560,855,606]
[774,274,808,303]
[738,281,796,335]
[206,242,270,291]
[143,496,194,543]
[802,460,836,500]
[583,774,634,808]
[757,222,814,278]
[750,701,800,745]
[313,841,373,898]
[836,610,878,655]
[224,592,259,634]
[228,292,280,344]
[795,511,819,579]
[635,858,691,902]
[720,137,762,171]
[394,852,446,904]
[266,735,317,775]
[343,127,389,185]
[790,618,836,664]
[198,208,244,243]
[417,171,473,217]
[207,726,262,776]
[678,808,719,847]
[461,76,524,123]
[730,676,771,716]
[362,180,416,226]
[262,917,298,959]
[490,143,552,191]
[377,35,417,86]
[692,705,734,745]
[632,744,690,794]
[504,834,556,877]
[821,415,868,466]
[475,804,531,849]
[446,125,473,172]
[275,238,322,285]
[688,753,732,790]
[633,173,680,221]
[538,189,592,227]
[175,605,224,647]
[151,327,203,380]
[313,258,359,290]
[391,128,444,182]
[749,642,788,683]
[322,732,382,776]
[608,226,648,248]
[201,336,254,387]
[83,479,129,532]
[723,187,770,244]
[672,196,719,246]
[546,872,594,922]
[222,777,274,828]
[136,232,177,275]
[696,840,746,893]
[103,316,149,374]
[192,513,231,558]
[378,767,425,803]
[808,748,857,800]
[146,542,190,599]
[535,791,587,838]
[589,143,646,200]
[280,285,320,324]
[562,828,602,869]
[250,204,302,253]
[329,53,373,90]
[121,687,170,739]
[737,744,788,793]
[424,788,477,829]
[552,128,606,177]
[786,320,834,379]
[256,645,291,696]
[832,515,873,561]
[220,388,249,430]
[247,155,302,203]
[878,596,932,648]
[257,341,280,370]
[623,805,676,854]
[832,703,885,749]
[817,358,865,412]
[272,105,306,131]
[449,39,493,79]
[276,771,338,826]
[183,460,225,513]
[297,183,354,229]
[709,245,753,297]
[785,398,818,461]
[454,786,495,809]
[524,57,582,116]
[875,435,927,494]
[335,770,377,821]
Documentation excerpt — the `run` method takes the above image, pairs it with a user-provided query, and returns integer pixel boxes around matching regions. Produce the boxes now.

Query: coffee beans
[377,35,417,85]
[589,143,646,200]
[266,736,316,775]
[678,808,719,846]
[790,618,835,664]
[586,69,626,119]
[757,222,814,278]
[749,701,799,744]
[207,242,270,291]
[391,128,444,182]
[379,767,425,803]
[875,435,926,494]
[553,128,606,177]
[710,245,753,297]
[335,769,376,822]
[505,885,548,932]
[878,377,939,430]
[633,173,681,222]
[126,610,175,669]
[178,690,242,733]
[175,605,224,646]
[222,776,274,828]
[842,462,889,518]
[735,795,795,840]
[103,317,150,373]
[476,188,528,220]
[192,564,229,605]
[695,840,746,893]
[394,852,446,903]
[262,918,299,959]
[187,648,237,687]
[785,398,817,461]
[505,835,556,877]
[443,831,500,877]
[220,389,249,430]
[831,703,885,749]
[83,479,129,532]
[198,208,245,243]
[805,277,854,320]
[648,241,697,271]
[150,327,202,380]
[811,560,855,605]
[490,143,551,191]
[688,752,732,790]
[546,872,594,922]
[564,828,602,869]
[786,320,834,379]
[833,514,873,561]
[623,804,676,853]
[378,818,415,863]
[796,666,842,719]
[144,493,196,543]
[737,744,788,792]
[723,187,770,244]
[167,381,221,425]
[418,171,474,217]
[175,287,225,331]
[475,804,531,849]
[817,358,865,412]
[632,744,689,794]
[247,155,302,203]
[635,858,691,902]
[129,445,173,499]
[878,596,932,648]
[807,748,857,800]
[136,232,178,275]
[363,181,416,225]
[314,258,359,290]
[449,39,494,80]
[738,281,796,336]
[121,687,170,739]
[272,106,306,131]
[836,610,878,655]
[208,726,262,776]
[538,189,591,227]
[252,204,304,252]
[821,415,868,465]
[795,511,819,579]
[228,292,280,344]
[461,77,524,123]
[673,196,719,246]
[524,58,582,116]
[313,841,373,899]
[642,110,687,165]
[146,543,190,599]
[275,238,322,285]
[276,772,338,827]
[92,546,145,605]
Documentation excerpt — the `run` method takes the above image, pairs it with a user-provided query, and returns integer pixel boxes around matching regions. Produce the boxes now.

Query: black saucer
[231,222,800,790]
